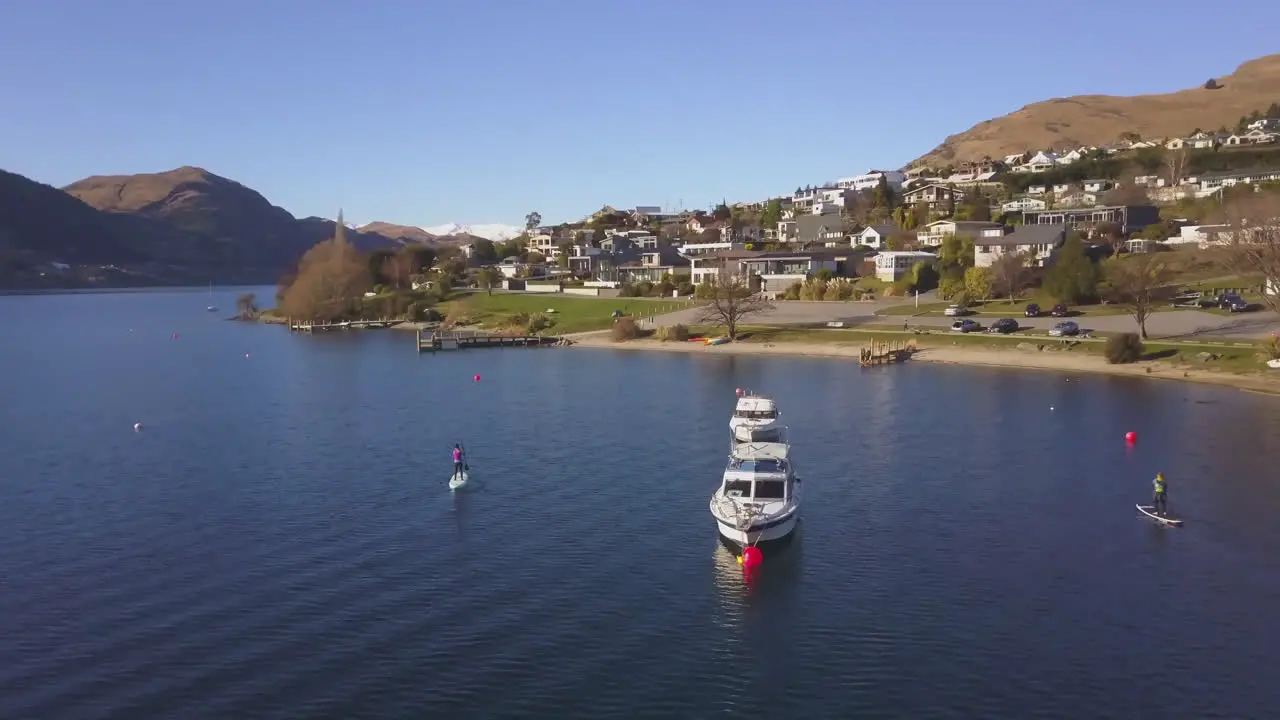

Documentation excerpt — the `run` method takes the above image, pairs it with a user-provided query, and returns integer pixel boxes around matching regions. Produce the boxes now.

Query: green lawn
[439,293,693,334]
[723,325,1269,372]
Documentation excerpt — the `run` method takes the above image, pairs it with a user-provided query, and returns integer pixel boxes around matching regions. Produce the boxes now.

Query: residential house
[1051,183,1071,195]
[1132,175,1166,187]
[686,215,721,234]
[874,251,937,281]
[901,183,963,215]
[630,205,677,223]
[1168,224,1231,248]
[974,225,1068,268]
[603,229,659,250]
[566,244,602,275]
[1013,151,1059,173]
[1055,191,1099,208]
[855,224,898,249]
[1003,153,1026,166]
[795,213,853,247]
[497,256,526,279]
[1022,205,1159,235]
[734,250,863,296]
[1225,129,1279,146]
[678,241,746,257]
[791,185,855,213]
[836,169,907,192]
[1248,118,1280,132]
[721,222,763,244]
[1185,168,1280,195]
[916,220,1004,247]
[616,248,691,285]
[1026,184,1047,196]
[1001,197,1048,213]
[526,233,559,260]
[1056,148,1087,165]
[1082,179,1114,193]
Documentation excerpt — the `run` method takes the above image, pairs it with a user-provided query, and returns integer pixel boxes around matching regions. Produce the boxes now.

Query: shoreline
[564,333,1280,396]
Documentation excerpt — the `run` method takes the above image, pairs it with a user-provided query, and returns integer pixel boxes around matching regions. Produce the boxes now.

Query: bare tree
[235,292,259,319]
[475,267,501,296]
[383,250,416,290]
[1216,194,1280,314]
[694,265,774,340]
[1166,147,1188,188]
[279,233,373,322]
[990,250,1031,302]
[1102,253,1175,339]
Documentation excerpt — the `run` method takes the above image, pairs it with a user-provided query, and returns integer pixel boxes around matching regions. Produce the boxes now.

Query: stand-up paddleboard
[1137,504,1183,526]
[449,470,470,490]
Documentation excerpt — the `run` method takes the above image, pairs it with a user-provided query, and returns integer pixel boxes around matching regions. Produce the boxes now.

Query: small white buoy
[1049,406,1055,411]
[245,353,250,358]
[133,422,142,431]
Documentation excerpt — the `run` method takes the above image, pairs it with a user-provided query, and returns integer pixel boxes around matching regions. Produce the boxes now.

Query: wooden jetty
[859,339,914,367]
[289,319,402,332]
[416,329,562,352]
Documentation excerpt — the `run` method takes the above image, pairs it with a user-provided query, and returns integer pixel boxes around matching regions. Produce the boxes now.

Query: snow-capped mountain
[422,223,524,241]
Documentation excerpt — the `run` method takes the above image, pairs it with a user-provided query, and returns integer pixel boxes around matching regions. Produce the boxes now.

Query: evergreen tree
[1044,235,1102,303]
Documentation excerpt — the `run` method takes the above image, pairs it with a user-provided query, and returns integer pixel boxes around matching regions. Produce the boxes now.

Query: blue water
[2,287,1279,719]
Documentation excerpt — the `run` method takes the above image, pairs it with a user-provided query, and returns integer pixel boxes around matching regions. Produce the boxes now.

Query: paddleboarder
[1152,472,1168,516]
[452,444,465,478]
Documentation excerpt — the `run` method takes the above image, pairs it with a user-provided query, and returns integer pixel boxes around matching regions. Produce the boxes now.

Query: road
[651,298,1280,340]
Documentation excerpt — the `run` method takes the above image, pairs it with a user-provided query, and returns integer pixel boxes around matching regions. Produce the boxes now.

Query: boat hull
[731,424,784,444]
[711,507,799,547]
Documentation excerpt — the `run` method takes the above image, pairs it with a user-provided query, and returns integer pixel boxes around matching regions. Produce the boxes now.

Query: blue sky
[2,0,1278,229]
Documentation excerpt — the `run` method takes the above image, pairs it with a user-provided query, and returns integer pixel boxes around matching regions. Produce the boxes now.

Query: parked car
[1219,293,1250,312]
[1051,303,1070,317]
[988,318,1020,334]
[950,319,982,333]
[1048,321,1080,337]
[944,304,970,317]
[1024,303,1042,317]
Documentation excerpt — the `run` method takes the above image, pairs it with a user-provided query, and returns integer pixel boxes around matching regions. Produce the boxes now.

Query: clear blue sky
[2,0,1278,229]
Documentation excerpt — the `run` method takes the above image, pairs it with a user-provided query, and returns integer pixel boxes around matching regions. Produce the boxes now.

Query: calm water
[3,287,1280,719]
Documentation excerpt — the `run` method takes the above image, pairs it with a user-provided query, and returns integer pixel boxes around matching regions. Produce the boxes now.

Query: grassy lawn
[699,325,1271,373]
[438,293,693,334]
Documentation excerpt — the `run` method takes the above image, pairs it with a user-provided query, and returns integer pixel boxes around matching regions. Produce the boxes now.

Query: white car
[944,304,968,317]
[950,319,982,333]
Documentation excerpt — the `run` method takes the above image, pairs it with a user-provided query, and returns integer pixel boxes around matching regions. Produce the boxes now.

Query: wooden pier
[859,339,914,367]
[289,319,402,332]
[416,329,562,352]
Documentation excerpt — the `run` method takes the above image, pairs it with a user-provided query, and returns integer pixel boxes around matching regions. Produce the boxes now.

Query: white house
[1082,179,1114,193]
[836,169,907,192]
[1026,184,1047,195]
[856,224,897,250]
[497,256,526,278]
[679,241,744,257]
[974,225,1067,269]
[1014,151,1059,173]
[1056,191,1099,208]
[874,251,936,281]
[1001,197,1048,213]
[916,220,1004,247]
[1051,183,1071,194]
[1248,118,1280,132]
[1057,149,1086,165]
[1170,224,1231,248]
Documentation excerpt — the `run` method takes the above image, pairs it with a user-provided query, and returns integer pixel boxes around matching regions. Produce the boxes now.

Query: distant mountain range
[0,165,515,290]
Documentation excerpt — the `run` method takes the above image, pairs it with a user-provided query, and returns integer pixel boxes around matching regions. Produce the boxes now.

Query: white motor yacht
[729,392,784,444]
[709,440,800,547]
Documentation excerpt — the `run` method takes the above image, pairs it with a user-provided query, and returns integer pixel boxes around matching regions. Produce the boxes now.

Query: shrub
[799,279,826,301]
[1105,333,1144,364]
[655,279,675,297]
[782,281,802,300]
[654,323,690,342]
[618,284,641,297]
[526,312,553,333]
[677,281,695,296]
[611,316,641,342]
[636,280,655,297]
[938,277,964,300]
[1264,333,1280,360]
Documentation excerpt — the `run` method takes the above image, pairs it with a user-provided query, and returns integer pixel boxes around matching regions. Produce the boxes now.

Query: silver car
[1048,321,1080,337]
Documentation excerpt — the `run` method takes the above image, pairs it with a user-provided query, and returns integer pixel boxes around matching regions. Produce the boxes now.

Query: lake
[2,287,1280,719]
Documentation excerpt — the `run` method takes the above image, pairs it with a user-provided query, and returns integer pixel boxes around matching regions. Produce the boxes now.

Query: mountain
[911,54,1280,167]
[357,222,439,245]
[0,165,405,289]
[420,222,523,241]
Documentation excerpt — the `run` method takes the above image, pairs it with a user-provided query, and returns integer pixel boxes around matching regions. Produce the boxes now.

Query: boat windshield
[727,458,787,473]
[734,409,777,420]
[754,480,786,500]
[723,479,752,497]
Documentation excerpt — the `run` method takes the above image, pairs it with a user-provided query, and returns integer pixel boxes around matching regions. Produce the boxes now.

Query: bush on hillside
[654,323,690,342]
[611,316,641,342]
[1105,333,1144,364]
[676,281,695,297]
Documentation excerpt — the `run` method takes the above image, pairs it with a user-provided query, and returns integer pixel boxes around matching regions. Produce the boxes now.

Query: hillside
[912,54,1280,167]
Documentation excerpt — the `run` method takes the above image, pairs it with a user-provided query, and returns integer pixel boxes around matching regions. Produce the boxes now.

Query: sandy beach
[565,332,1280,396]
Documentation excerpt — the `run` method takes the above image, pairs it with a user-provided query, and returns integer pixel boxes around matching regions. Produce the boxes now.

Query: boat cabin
[721,442,794,502]
[732,396,778,421]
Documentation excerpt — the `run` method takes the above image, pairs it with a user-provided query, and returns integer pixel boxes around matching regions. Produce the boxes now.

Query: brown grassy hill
[63,166,397,277]
[357,222,438,245]
[911,54,1280,167]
